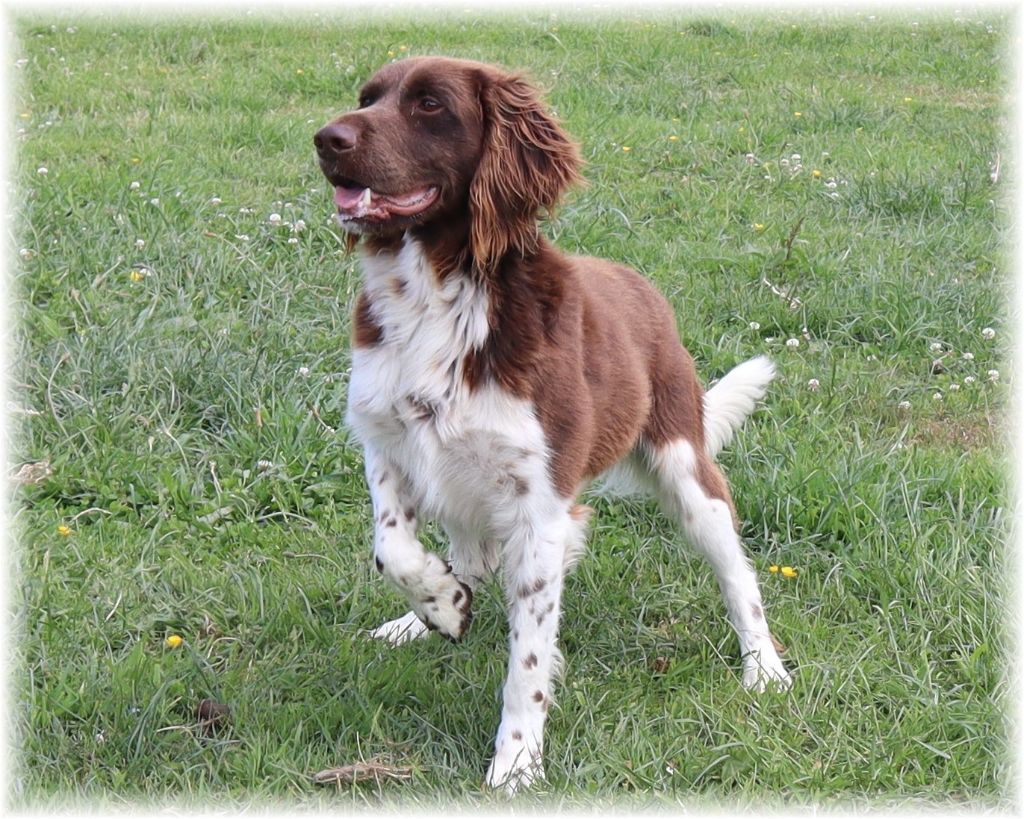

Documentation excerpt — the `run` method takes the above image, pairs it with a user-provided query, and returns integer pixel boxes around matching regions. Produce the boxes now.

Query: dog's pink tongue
[334,186,368,210]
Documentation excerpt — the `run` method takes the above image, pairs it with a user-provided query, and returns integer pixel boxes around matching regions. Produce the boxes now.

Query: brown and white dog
[314,56,791,793]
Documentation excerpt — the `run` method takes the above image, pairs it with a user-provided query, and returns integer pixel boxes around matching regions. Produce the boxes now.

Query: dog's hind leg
[647,438,791,691]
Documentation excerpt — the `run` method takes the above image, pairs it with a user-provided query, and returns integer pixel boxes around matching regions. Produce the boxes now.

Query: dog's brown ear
[470,68,583,274]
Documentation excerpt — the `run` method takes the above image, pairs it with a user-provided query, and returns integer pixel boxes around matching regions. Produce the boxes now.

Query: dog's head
[314,56,583,272]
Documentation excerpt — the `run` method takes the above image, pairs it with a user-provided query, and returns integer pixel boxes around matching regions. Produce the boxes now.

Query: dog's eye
[357,93,375,109]
[416,96,442,113]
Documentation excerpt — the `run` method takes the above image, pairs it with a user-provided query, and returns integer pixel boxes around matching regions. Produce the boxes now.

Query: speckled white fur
[347,238,583,792]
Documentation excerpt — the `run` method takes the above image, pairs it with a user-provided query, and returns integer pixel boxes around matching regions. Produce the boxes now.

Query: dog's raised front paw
[410,558,474,641]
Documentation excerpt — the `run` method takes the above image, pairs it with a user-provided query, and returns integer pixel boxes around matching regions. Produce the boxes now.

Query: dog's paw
[370,611,431,646]
[485,742,543,796]
[409,556,474,641]
[741,644,793,692]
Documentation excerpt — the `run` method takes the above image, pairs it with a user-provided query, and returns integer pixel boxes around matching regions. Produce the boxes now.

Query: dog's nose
[314,122,359,157]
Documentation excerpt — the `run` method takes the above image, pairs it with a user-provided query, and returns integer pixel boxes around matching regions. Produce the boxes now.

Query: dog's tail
[703,355,775,459]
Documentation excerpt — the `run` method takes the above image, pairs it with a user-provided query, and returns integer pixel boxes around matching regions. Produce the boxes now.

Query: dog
[313,56,792,793]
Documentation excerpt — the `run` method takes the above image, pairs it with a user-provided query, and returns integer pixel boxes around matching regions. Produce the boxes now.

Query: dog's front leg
[363,445,473,641]
[485,511,575,794]
[372,527,500,646]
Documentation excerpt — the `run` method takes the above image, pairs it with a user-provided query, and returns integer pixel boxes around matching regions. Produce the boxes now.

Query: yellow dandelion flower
[738,126,745,133]
[296,68,304,75]
[794,111,803,118]
[165,635,183,649]
[904,97,913,103]
[754,223,766,233]
[57,524,72,537]
[131,157,141,165]
[129,269,145,283]
[812,169,822,178]
[780,566,799,578]
[387,50,395,58]
[668,135,679,142]
[769,565,780,573]
[622,146,632,153]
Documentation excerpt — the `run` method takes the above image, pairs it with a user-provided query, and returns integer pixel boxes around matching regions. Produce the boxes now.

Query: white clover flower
[19,248,34,260]
[807,378,820,391]
[964,375,976,385]
[129,181,140,190]
[898,400,911,410]
[149,198,160,206]
[298,366,310,377]
[288,237,299,245]
[933,392,943,401]
[981,327,995,340]
[749,321,761,331]
[134,239,145,249]
[987,369,999,382]
[962,352,974,361]
[291,219,306,232]
[786,337,800,349]
[268,212,283,225]
[210,196,222,205]
[37,166,48,175]
[256,459,274,472]
[949,383,960,392]
[929,342,943,353]
[234,234,250,242]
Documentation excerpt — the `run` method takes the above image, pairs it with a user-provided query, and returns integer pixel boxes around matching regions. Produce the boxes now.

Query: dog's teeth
[361,188,372,208]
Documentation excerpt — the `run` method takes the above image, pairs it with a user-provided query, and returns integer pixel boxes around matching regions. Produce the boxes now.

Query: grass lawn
[7,7,1014,811]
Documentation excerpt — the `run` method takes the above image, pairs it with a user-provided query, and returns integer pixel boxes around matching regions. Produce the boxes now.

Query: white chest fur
[346,239,551,535]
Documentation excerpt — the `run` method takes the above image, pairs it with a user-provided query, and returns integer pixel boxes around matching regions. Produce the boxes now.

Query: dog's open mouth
[333,183,439,222]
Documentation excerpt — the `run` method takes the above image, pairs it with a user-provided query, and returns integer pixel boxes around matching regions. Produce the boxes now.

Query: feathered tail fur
[702,355,776,459]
